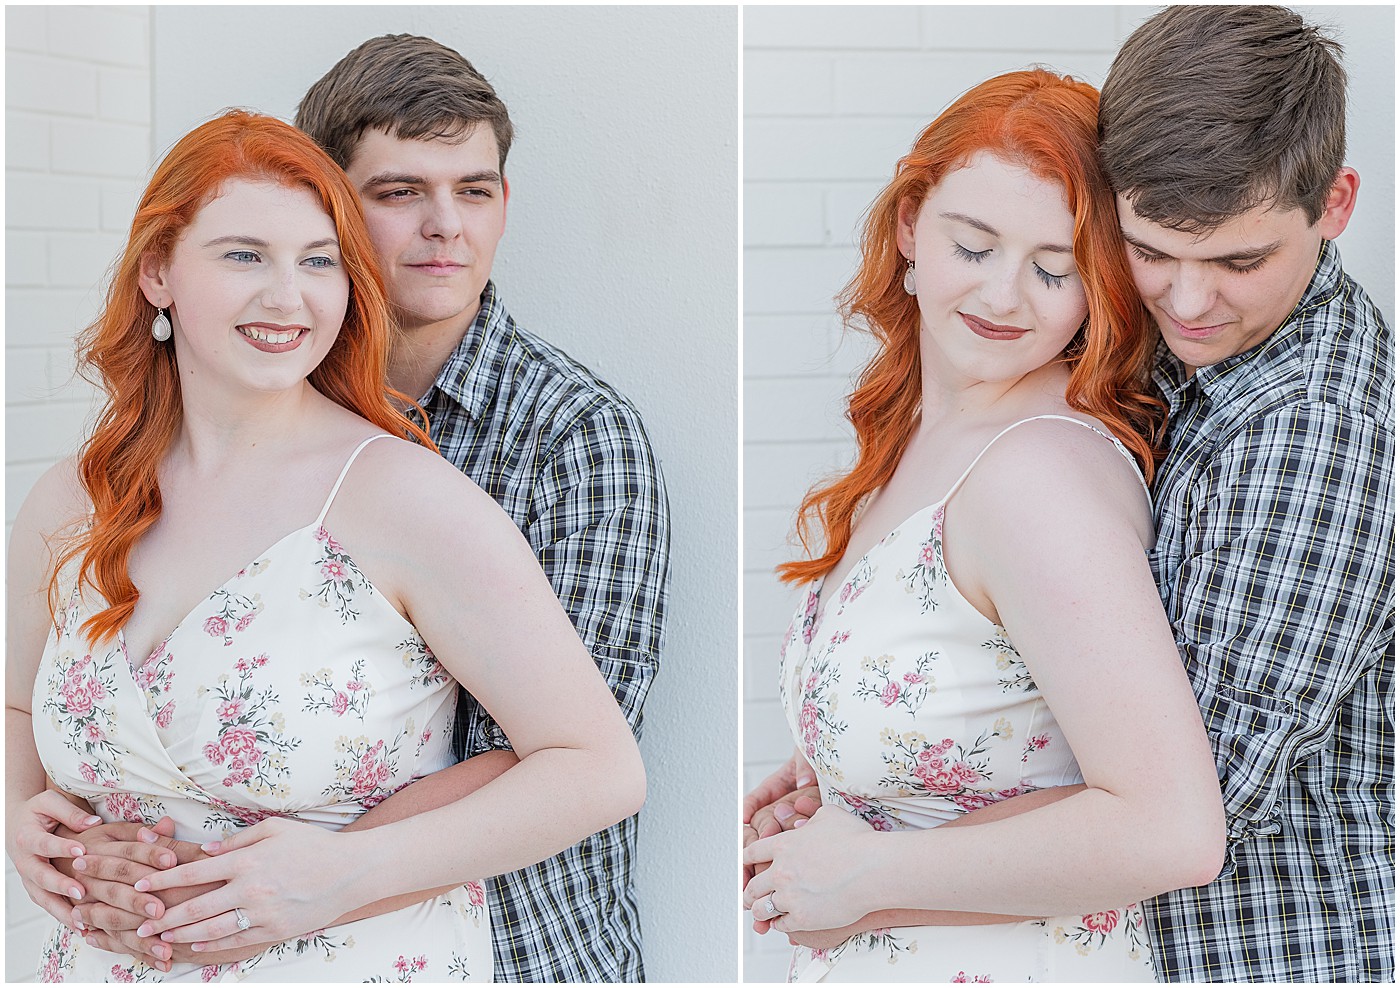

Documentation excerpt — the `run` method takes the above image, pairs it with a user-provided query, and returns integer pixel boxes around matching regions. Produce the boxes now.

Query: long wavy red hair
[779,69,1165,585]
[51,110,434,642]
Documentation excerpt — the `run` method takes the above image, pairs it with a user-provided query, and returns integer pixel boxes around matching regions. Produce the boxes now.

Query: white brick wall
[742,5,1392,981]
[5,6,152,981]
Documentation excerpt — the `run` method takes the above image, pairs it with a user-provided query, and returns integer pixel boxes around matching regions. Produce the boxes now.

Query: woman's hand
[5,790,102,925]
[132,817,361,953]
[742,806,881,933]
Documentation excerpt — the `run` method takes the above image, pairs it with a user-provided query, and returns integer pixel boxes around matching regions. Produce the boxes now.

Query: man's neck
[388,301,482,401]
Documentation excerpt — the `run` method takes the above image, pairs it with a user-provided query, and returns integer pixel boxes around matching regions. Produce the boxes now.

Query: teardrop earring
[151,308,172,342]
[902,259,917,296]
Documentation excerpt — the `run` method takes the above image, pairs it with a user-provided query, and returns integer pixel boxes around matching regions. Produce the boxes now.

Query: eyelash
[224,251,337,269]
[1129,244,1266,274]
[951,243,1069,290]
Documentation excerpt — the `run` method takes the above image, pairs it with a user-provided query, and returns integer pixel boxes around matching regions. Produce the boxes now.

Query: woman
[5,111,644,982]
[741,70,1224,982]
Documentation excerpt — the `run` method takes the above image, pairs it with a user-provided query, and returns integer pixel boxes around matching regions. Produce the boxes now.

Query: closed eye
[951,243,990,263]
[1034,264,1070,290]
[1128,244,1166,264]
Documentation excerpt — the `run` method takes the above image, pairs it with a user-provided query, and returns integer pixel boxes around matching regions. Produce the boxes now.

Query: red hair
[51,110,434,642]
[779,69,1165,585]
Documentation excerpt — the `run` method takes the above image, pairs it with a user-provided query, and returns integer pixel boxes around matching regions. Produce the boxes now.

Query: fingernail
[773,804,795,821]
[146,902,160,918]
[793,818,808,828]
[200,841,221,852]
[83,815,102,826]
[139,829,158,844]
[71,845,86,857]
[72,858,87,872]
[137,923,154,938]
[190,941,204,952]
[796,773,815,787]
[161,932,175,943]
[69,886,83,900]
[134,879,150,892]
[160,852,175,868]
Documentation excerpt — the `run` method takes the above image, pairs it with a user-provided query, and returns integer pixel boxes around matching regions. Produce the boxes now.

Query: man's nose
[422,191,464,240]
[1168,265,1217,323]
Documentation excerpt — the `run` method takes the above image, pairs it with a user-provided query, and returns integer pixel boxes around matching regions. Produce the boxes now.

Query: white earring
[151,308,172,342]
[902,259,917,296]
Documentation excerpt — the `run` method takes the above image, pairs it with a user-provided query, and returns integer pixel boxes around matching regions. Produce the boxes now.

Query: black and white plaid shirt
[420,281,671,982]
[1144,240,1394,982]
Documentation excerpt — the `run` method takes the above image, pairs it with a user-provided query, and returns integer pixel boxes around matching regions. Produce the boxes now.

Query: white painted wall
[741,4,1394,982]
[7,5,738,982]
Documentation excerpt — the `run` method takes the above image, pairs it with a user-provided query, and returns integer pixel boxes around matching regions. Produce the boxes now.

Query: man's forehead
[1116,193,1302,256]
[345,123,501,174]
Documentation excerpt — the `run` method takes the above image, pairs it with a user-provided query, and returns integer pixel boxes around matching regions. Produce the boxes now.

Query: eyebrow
[359,170,503,190]
[1120,230,1282,264]
[940,211,1072,254]
[201,235,339,250]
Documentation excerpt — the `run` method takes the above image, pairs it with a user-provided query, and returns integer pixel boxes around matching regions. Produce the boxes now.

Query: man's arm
[460,399,671,759]
[1168,403,1392,838]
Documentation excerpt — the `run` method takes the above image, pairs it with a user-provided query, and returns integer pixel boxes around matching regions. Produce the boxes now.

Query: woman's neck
[171,379,335,474]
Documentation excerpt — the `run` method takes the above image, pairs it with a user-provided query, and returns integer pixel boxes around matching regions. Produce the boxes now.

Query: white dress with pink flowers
[32,435,491,983]
[778,416,1159,983]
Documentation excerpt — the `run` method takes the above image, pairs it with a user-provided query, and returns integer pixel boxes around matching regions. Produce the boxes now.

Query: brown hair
[296,34,514,172]
[53,110,434,643]
[779,69,1164,586]
[1100,5,1347,232]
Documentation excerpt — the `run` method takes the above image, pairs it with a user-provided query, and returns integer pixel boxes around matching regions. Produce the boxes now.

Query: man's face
[1117,196,1329,375]
[344,125,508,336]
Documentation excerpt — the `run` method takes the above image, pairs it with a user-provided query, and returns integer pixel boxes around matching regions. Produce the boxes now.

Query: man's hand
[743,751,820,887]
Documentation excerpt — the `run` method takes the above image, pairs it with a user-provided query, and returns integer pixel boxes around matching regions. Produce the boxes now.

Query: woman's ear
[137,253,171,309]
[895,197,920,260]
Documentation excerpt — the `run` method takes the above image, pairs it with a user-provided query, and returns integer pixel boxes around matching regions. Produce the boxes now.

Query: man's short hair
[1099,5,1347,233]
[296,33,514,172]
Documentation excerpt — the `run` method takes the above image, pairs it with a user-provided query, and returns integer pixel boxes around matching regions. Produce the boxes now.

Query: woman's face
[897,151,1088,389]
[142,178,350,399]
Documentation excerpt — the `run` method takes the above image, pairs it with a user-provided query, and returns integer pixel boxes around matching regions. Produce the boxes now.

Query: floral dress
[32,435,490,983]
[779,416,1158,983]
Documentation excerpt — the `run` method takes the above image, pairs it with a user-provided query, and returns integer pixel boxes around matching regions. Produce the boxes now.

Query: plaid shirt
[420,282,671,982]
[1144,240,1394,982]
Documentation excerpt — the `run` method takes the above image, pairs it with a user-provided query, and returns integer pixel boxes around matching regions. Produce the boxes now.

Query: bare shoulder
[957,417,1152,544]
[13,456,90,545]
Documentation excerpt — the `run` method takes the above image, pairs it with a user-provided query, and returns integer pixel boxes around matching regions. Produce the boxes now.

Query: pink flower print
[62,678,97,717]
[1083,909,1120,934]
[234,612,256,632]
[222,758,255,787]
[951,973,991,984]
[421,728,433,744]
[79,762,98,784]
[331,692,350,716]
[110,964,135,982]
[321,560,349,583]
[106,792,141,822]
[135,659,158,689]
[203,740,226,765]
[919,543,936,566]
[351,741,390,797]
[880,681,901,706]
[201,965,222,982]
[466,881,485,907]
[931,506,945,539]
[903,672,925,684]
[869,816,893,832]
[253,653,269,668]
[798,701,819,750]
[315,526,344,554]
[155,701,176,729]
[203,616,228,638]
[1026,734,1051,752]
[84,722,105,743]
[235,657,251,673]
[217,698,244,722]
[346,679,366,692]
[218,727,263,764]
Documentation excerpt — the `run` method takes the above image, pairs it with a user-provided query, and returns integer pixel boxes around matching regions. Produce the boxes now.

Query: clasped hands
[742,752,879,948]
[11,792,355,973]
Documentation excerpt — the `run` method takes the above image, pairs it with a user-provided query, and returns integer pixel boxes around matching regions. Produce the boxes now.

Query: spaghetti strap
[942,414,1149,505]
[313,434,395,528]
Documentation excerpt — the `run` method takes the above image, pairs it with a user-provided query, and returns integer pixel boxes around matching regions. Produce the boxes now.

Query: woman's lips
[237,324,309,353]
[961,312,1029,340]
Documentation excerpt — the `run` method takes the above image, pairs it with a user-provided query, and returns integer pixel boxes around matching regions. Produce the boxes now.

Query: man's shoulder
[1290,268,1394,421]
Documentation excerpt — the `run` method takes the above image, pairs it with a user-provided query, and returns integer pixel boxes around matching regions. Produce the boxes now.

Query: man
[1098,6,1392,982]
[746,6,1392,982]
[34,34,670,983]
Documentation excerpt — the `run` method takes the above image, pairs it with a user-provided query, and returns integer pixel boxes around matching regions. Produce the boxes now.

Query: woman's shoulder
[14,456,90,540]
[335,430,504,533]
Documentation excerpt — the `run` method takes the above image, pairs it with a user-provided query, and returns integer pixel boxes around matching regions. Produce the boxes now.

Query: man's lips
[407,260,466,275]
[1162,312,1232,340]
[960,312,1030,340]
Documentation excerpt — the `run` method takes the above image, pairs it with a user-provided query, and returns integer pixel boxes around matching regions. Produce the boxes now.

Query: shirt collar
[1151,239,1343,407]
[422,280,511,420]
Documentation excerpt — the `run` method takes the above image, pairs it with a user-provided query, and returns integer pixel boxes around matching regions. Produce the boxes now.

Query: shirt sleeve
[461,397,672,755]
[1167,400,1393,843]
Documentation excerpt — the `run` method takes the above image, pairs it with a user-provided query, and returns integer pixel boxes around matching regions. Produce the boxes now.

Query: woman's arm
[133,446,646,951]
[745,424,1224,931]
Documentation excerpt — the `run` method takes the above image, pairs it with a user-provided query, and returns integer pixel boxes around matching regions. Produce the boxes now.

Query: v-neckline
[117,522,320,669]
[809,497,945,638]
